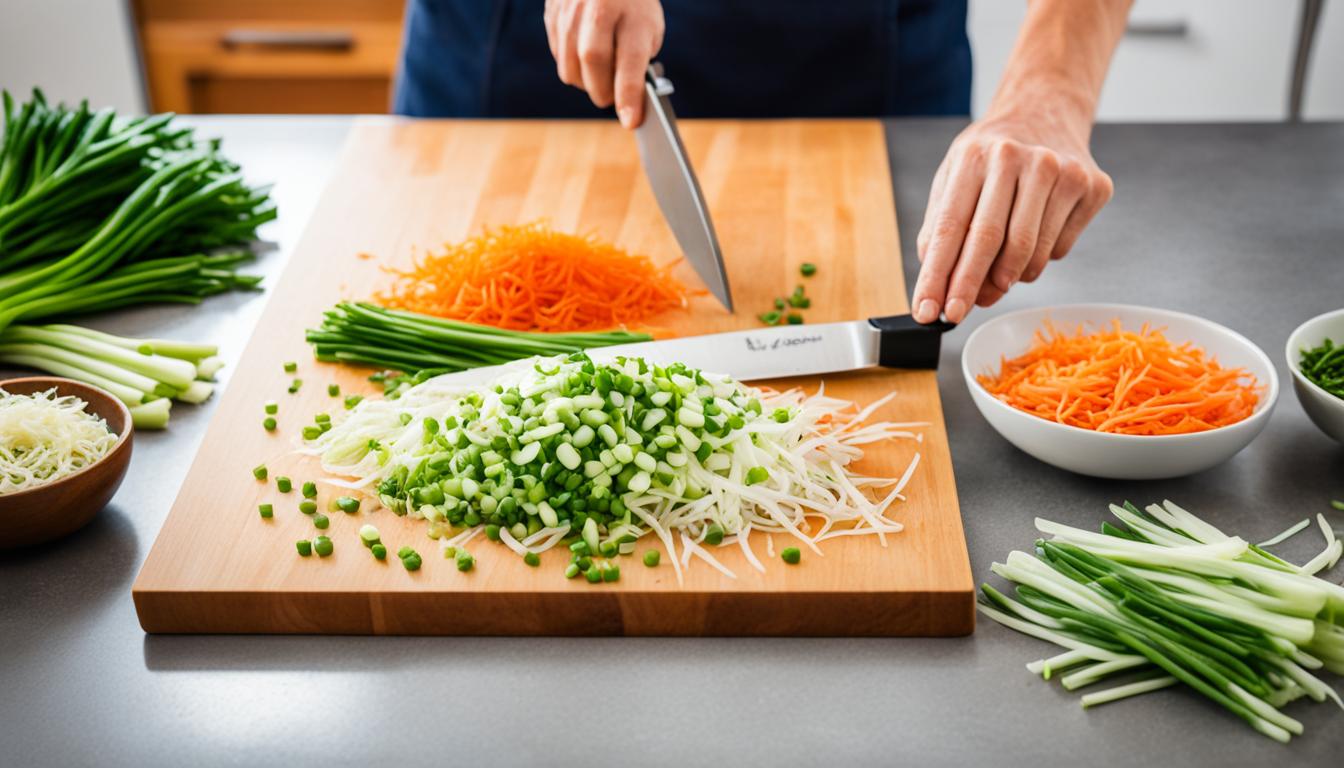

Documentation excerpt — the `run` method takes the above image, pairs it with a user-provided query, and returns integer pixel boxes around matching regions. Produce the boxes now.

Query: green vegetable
[359,524,380,545]
[287,378,302,394]
[0,91,271,333]
[643,550,660,567]
[602,563,620,582]
[283,362,297,373]
[252,464,267,481]
[0,323,222,429]
[1333,500,1344,512]
[299,500,317,515]
[312,351,918,584]
[312,513,329,529]
[301,481,317,499]
[524,552,541,567]
[327,383,340,397]
[773,297,786,310]
[264,400,278,415]
[336,496,360,514]
[585,567,602,583]
[564,563,580,579]
[800,262,817,277]
[786,313,803,325]
[979,500,1344,743]
[781,547,801,564]
[397,546,415,559]
[344,394,363,410]
[1299,339,1344,399]
[276,476,292,493]
[371,543,387,560]
[403,553,423,571]
[758,311,781,326]
[704,523,725,546]
[262,416,276,431]
[295,540,312,557]
[301,425,322,440]
[305,302,650,375]
[258,503,273,519]
[455,551,474,572]
[313,536,333,557]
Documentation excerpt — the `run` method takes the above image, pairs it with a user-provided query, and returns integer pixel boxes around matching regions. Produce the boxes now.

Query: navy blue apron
[395,0,970,118]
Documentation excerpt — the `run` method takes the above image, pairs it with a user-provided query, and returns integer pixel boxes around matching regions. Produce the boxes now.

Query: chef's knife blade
[635,63,734,312]
[428,315,953,388]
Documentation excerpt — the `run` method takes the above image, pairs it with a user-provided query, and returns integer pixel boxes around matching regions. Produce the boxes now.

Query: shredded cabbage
[304,354,924,581]
[0,387,117,495]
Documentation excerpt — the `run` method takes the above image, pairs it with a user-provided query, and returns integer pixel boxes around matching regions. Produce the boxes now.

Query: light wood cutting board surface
[132,117,974,636]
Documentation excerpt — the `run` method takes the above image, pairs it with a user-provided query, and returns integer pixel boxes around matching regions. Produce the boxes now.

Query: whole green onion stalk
[0,89,273,332]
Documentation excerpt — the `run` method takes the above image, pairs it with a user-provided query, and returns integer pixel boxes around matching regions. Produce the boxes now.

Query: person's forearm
[986,0,1132,141]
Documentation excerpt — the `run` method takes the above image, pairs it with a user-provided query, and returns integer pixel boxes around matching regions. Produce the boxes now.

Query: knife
[635,62,734,312]
[430,315,954,387]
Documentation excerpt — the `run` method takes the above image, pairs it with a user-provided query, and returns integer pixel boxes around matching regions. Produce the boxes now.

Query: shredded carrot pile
[374,222,692,333]
[978,320,1261,435]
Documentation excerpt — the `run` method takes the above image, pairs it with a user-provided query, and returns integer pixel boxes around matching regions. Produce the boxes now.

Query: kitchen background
[1,0,1340,120]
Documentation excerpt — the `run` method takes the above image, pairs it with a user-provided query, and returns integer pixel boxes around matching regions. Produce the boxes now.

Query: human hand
[544,0,665,128]
[911,106,1114,325]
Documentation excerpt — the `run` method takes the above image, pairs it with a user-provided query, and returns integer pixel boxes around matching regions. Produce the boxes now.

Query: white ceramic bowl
[1284,308,1344,443]
[961,304,1278,479]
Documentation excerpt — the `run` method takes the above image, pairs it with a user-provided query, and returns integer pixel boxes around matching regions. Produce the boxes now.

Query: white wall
[0,0,143,113]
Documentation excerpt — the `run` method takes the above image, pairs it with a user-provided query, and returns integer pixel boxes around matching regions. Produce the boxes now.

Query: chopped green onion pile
[305,302,651,374]
[0,90,272,332]
[0,323,221,428]
[980,499,1344,743]
[302,352,923,583]
[1299,338,1344,399]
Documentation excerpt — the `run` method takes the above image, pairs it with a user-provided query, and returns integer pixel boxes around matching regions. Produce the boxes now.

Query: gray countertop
[2,116,1342,767]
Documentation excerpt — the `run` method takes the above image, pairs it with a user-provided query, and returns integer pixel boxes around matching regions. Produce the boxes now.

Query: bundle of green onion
[980,500,1343,743]
[0,323,222,429]
[305,302,652,373]
[0,90,273,331]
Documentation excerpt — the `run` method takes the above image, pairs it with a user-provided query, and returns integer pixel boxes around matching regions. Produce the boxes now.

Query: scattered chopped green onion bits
[288,378,302,394]
[336,496,361,514]
[781,547,801,564]
[252,464,267,481]
[264,400,279,415]
[301,481,317,499]
[643,550,660,567]
[980,499,1344,744]
[276,476,292,493]
[1299,338,1344,400]
[313,536,333,557]
[295,540,312,557]
[312,513,329,529]
[299,500,317,515]
[524,551,541,567]
[800,262,817,277]
[371,543,387,560]
[302,351,920,582]
[262,416,276,431]
[284,362,297,373]
[258,503,273,519]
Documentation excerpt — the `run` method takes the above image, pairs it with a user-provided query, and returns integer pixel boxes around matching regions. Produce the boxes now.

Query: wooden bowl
[0,376,134,549]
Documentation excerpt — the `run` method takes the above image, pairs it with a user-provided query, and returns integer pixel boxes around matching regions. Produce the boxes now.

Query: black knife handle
[868,315,954,370]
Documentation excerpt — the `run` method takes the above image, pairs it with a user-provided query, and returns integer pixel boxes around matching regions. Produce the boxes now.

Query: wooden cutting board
[133,118,974,636]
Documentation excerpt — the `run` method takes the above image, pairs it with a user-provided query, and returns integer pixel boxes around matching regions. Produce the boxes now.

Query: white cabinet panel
[970,0,1301,121]
[1304,0,1344,118]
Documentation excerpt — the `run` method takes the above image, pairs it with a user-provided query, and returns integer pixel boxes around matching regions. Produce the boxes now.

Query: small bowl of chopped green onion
[1285,307,1344,443]
[0,376,134,548]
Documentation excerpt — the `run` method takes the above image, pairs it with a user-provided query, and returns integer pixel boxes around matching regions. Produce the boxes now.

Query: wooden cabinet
[132,0,405,114]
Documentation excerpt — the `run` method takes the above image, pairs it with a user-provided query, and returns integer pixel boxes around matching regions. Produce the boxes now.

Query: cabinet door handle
[1125,19,1190,38]
[220,29,355,51]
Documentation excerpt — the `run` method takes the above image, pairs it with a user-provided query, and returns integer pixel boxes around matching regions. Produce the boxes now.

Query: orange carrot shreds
[374,222,693,333]
[977,320,1261,435]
